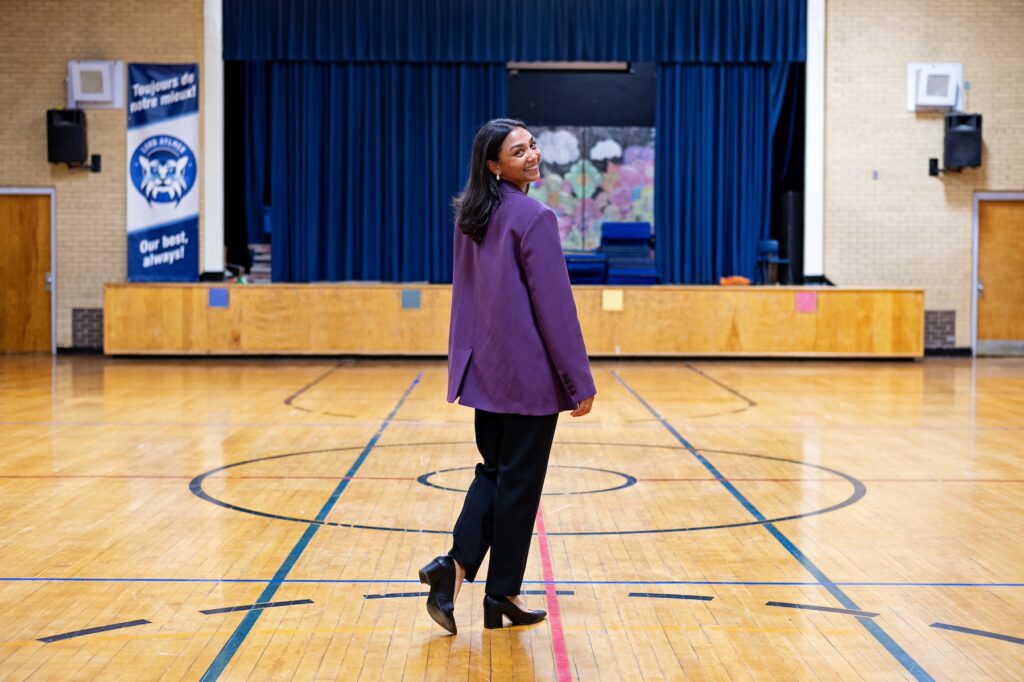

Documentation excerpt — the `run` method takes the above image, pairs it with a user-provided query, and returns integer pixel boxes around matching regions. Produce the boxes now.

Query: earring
[495,173,501,182]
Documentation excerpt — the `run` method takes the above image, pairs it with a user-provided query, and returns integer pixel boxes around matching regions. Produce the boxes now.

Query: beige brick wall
[825,0,1024,347]
[0,0,203,347]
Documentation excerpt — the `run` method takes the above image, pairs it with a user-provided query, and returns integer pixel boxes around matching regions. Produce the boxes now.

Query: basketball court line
[535,505,571,682]
[1,418,1021,431]
[2,577,1023,588]
[612,369,936,682]
[682,362,758,417]
[198,371,423,682]
[4,473,1023,484]
[282,363,341,407]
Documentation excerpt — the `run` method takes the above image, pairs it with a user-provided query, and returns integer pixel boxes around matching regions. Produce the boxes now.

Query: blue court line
[766,601,879,618]
[931,623,1024,646]
[38,618,151,643]
[199,371,422,682]
[3,577,1023,588]
[200,598,313,615]
[629,592,713,601]
[613,371,935,682]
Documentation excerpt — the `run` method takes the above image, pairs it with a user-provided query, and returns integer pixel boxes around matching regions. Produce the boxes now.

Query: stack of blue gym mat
[600,222,656,284]
[563,251,608,284]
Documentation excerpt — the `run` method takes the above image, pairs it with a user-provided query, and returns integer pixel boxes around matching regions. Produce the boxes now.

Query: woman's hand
[571,395,595,418]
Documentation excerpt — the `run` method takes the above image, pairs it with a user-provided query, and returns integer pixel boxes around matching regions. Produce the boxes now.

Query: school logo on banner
[130,135,197,205]
[126,63,199,282]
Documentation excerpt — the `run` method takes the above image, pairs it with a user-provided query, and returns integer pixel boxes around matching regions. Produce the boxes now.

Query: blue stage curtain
[243,62,506,282]
[655,63,790,283]
[241,64,268,246]
[225,0,805,64]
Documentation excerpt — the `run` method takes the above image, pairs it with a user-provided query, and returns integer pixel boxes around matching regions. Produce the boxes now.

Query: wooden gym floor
[0,355,1021,680]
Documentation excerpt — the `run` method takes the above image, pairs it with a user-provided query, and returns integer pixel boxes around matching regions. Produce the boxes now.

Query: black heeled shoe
[482,594,547,629]
[419,556,457,634]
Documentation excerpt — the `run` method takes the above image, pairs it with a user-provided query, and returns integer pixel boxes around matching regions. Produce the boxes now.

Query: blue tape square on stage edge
[401,290,421,309]
[208,288,230,308]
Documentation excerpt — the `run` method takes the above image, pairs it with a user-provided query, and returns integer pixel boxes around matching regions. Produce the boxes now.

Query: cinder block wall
[825,0,1024,347]
[0,0,204,348]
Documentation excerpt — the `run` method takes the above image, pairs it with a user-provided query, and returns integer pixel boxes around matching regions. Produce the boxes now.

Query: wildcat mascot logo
[130,135,197,205]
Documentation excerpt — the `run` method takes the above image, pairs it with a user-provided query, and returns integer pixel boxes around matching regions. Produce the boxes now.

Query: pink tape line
[535,505,572,681]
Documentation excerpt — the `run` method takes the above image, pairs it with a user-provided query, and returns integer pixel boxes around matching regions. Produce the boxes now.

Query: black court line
[629,592,713,601]
[200,598,314,615]
[190,441,866,536]
[684,363,758,417]
[766,601,880,618]
[38,619,151,643]
[931,622,1024,646]
[283,363,354,417]
[364,590,575,600]
[418,464,636,496]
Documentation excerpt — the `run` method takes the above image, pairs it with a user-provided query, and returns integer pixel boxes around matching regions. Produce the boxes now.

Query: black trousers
[449,409,559,596]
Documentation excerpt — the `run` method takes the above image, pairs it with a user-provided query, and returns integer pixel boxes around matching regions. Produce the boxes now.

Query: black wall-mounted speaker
[944,113,982,169]
[47,109,87,164]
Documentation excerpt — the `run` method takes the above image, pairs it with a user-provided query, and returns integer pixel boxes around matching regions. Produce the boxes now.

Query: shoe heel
[483,605,504,629]
[418,557,441,586]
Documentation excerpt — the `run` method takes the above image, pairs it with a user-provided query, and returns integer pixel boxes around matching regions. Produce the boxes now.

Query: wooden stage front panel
[103,284,924,357]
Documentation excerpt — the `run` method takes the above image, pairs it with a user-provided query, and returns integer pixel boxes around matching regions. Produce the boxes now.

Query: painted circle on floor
[188,441,866,536]
[417,464,636,496]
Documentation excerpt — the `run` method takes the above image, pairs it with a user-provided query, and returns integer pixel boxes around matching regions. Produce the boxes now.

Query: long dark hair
[453,118,526,243]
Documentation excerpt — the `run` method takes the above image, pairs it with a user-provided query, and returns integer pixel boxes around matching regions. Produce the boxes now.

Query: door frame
[0,187,56,354]
[972,191,1024,356]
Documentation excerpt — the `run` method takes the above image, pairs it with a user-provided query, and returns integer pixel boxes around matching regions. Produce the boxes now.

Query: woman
[419,118,596,634]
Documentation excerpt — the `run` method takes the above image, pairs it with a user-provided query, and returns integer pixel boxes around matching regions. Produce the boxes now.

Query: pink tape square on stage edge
[795,291,817,313]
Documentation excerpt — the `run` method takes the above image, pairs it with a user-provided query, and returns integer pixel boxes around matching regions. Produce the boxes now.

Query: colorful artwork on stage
[530,127,655,251]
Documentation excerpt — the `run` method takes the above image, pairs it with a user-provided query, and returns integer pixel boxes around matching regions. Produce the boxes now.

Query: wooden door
[0,195,52,352]
[978,200,1024,354]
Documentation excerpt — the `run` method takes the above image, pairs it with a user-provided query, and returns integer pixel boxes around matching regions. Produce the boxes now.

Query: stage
[104,284,924,358]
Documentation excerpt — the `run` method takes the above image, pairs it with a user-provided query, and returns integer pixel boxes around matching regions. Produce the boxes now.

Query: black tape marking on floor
[629,592,713,601]
[766,601,879,618]
[38,618,151,643]
[931,622,1024,646]
[200,598,314,615]
[364,589,574,600]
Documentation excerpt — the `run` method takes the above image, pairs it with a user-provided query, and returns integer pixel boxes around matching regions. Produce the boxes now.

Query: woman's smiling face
[488,127,541,191]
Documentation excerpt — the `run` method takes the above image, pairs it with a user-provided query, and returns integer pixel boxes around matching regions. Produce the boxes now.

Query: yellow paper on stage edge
[602,289,624,311]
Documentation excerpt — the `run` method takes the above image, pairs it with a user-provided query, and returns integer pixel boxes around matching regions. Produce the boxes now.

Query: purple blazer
[447,181,596,416]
